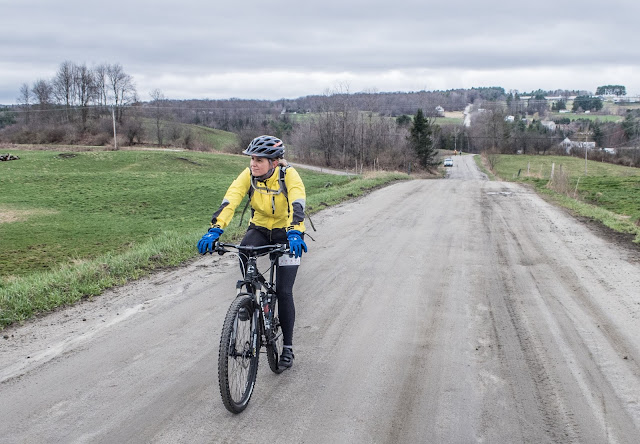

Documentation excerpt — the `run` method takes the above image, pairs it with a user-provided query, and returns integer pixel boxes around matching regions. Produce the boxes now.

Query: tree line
[2,64,639,170]
[595,85,626,96]
[17,60,137,121]
[6,61,137,146]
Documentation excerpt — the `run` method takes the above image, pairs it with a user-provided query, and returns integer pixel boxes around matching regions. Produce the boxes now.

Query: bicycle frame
[216,241,288,344]
[215,241,291,413]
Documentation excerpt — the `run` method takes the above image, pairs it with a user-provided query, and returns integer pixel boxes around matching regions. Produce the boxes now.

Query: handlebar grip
[213,241,226,255]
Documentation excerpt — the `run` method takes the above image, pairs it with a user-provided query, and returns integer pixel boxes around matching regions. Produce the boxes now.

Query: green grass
[286,111,468,126]
[433,116,465,126]
[489,154,640,241]
[189,124,239,150]
[140,118,239,150]
[0,149,407,327]
[286,113,313,123]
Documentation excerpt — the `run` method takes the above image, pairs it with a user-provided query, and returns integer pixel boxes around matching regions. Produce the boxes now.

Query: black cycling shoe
[278,347,294,369]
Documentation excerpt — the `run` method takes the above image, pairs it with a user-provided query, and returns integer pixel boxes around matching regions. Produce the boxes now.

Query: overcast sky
[2,0,639,104]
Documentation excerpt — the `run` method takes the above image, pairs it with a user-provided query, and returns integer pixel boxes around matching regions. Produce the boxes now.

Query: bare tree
[107,63,136,122]
[17,83,31,125]
[30,79,53,125]
[149,88,166,145]
[52,61,76,122]
[73,63,96,128]
[32,79,52,106]
[93,64,110,108]
[470,103,510,153]
[314,104,339,166]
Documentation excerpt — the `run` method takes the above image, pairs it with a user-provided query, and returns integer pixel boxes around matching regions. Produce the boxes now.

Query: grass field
[189,124,239,150]
[0,149,408,327]
[489,154,640,241]
[286,111,465,127]
[433,116,465,126]
[140,118,239,150]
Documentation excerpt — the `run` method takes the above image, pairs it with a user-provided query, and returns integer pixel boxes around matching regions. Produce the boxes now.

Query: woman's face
[250,156,274,177]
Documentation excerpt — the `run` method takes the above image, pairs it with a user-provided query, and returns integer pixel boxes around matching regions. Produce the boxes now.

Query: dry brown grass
[361,169,413,179]
[546,164,571,195]
[444,111,465,119]
[0,207,58,223]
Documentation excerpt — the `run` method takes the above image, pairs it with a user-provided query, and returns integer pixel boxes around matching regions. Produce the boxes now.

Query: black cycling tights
[240,226,298,347]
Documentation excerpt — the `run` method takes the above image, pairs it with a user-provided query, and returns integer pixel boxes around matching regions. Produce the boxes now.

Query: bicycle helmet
[243,135,285,159]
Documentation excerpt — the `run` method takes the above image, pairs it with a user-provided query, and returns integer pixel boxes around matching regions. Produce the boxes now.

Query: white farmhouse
[561,137,596,154]
[541,121,556,131]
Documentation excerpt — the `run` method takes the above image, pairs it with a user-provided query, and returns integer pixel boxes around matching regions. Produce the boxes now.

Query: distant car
[443,157,453,167]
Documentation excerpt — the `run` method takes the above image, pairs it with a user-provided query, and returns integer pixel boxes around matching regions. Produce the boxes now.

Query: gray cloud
[2,0,640,104]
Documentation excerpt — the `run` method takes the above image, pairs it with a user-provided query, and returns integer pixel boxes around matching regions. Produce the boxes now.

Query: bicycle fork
[228,279,261,360]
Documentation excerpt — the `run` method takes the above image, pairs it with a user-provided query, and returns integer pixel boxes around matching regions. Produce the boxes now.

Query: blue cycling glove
[197,227,223,254]
[287,230,307,258]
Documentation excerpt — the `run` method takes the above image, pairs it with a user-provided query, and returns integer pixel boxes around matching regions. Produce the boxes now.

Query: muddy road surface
[2,155,640,443]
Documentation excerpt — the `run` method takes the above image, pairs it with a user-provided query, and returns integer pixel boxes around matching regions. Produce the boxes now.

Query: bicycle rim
[266,297,285,374]
[218,295,259,413]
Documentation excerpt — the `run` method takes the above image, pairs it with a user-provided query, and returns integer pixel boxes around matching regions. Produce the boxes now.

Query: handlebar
[212,241,290,257]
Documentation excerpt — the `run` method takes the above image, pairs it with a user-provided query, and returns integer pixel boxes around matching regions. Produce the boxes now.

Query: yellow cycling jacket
[211,166,306,232]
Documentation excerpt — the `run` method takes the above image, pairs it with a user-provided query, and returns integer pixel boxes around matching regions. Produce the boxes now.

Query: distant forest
[1,60,639,170]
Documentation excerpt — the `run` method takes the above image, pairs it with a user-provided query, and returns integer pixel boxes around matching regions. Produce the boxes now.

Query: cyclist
[197,135,307,369]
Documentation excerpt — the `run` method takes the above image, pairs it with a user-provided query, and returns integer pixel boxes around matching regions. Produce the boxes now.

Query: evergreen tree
[572,95,603,112]
[408,109,439,168]
[396,114,412,127]
[622,111,639,141]
[591,121,604,147]
[0,107,17,129]
[596,85,626,96]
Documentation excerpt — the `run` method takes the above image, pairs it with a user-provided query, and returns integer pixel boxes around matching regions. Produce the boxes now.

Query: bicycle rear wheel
[266,296,285,374]
[218,294,259,414]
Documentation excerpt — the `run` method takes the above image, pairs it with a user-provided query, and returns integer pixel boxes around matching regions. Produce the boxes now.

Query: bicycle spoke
[216,244,289,412]
[218,296,259,413]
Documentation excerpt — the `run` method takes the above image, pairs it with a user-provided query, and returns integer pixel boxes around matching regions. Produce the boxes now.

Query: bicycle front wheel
[218,294,259,414]
[266,296,285,374]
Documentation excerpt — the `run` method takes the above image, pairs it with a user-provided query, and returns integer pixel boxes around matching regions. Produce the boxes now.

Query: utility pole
[112,107,118,150]
[584,131,588,174]
[453,127,460,152]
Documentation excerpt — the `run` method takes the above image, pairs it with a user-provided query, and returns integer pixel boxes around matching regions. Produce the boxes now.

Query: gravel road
[2,155,640,443]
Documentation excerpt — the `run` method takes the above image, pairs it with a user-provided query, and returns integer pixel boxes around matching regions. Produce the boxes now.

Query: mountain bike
[213,241,290,414]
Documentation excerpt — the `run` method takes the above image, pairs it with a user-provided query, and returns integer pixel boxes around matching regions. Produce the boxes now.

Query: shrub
[9,127,37,144]
[40,125,66,143]
[87,132,111,146]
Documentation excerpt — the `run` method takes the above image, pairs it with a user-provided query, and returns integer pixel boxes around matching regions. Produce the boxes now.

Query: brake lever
[213,242,228,256]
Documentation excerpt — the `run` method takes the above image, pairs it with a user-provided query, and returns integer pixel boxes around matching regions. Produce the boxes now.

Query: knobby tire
[266,296,285,374]
[218,294,259,414]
